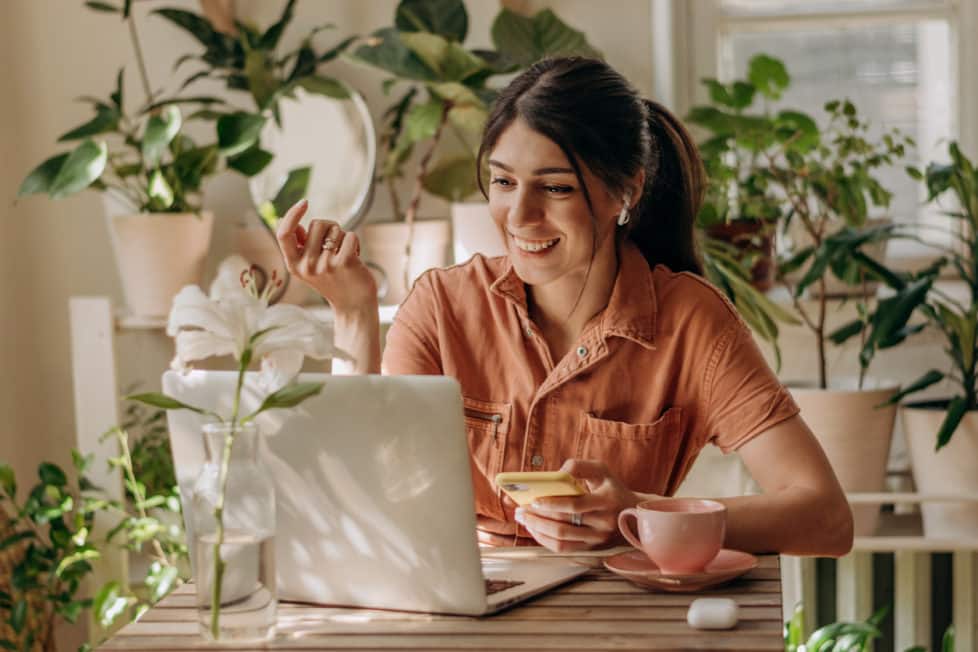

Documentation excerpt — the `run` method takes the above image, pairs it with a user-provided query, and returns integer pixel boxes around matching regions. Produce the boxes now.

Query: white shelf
[114,303,400,331]
[846,491,978,505]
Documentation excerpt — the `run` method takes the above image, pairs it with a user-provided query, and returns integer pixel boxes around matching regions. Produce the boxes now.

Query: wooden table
[100,553,783,651]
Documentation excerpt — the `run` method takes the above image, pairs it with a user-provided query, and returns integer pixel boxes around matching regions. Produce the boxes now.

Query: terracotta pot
[106,211,213,318]
[902,402,978,539]
[235,225,316,305]
[789,380,899,537]
[450,201,506,264]
[706,220,775,291]
[360,219,451,305]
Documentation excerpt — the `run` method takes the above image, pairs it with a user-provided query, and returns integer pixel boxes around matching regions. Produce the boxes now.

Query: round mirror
[248,85,377,234]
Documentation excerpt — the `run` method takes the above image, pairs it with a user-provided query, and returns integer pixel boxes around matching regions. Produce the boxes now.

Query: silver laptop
[162,370,588,615]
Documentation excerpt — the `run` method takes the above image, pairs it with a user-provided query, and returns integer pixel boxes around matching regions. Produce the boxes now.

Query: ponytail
[629,100,705,275]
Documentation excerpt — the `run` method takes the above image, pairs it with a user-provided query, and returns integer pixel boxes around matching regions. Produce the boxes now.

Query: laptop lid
[163,370,491,615]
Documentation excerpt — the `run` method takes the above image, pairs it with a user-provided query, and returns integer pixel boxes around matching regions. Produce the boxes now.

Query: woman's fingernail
[294,198,308,210]
[514,508,525,524]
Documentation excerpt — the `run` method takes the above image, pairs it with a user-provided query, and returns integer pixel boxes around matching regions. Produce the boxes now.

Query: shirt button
[531,455,544,467]
[576,346,588,358]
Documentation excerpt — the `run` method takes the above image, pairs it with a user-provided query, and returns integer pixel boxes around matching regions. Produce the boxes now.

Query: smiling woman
[275,56,854,559]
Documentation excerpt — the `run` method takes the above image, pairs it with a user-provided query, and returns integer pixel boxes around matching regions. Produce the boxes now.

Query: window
[675,0,977,268]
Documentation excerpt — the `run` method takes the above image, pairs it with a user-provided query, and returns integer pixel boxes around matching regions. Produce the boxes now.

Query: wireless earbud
[617,192,632,226]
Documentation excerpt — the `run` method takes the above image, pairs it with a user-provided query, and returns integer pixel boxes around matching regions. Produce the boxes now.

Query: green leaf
[55,600,84,624]
[39,462,67,487]
[85,1,119,13]
[861,276,933,366]
[93,581,129,628]
[828,319,864,345]
[258,0,296,50]
[748,54,790,100]
[111,67,124,109]
[403,98,445,145]
[491,8,601,68]
[0,462,15,497]
[58,107,120,142]
[227,146,273,177]
[70,450,93,474]
[10,599,26,634]
[217,112,267,157]
[141,96,225,114]
[942,624,955,652]
[151,8,233,57]
[936,396,968,450]
[0,531,34,551]
[401,32,487,82]
[244,49,279,111]
[56,548,100,578]
[18,153,70,197]
[880,371,944,408]
[142,106,182,168]
[779,246,815,277]
[396,0,468,42]
[147,169,174,210]
[245,382,324,420]
[49,140,108,199]
[422,155,479,201]
[297,75,351,99]
[348,27,438,82]
[125,392,212,417]
[271,166,312,219]
[145,563,179,602]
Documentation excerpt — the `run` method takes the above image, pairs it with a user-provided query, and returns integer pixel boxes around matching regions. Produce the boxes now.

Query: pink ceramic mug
[618,498,727,575]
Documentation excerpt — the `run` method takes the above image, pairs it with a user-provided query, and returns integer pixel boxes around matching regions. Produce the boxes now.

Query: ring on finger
[322,238,338,252]
[570,513,583,527]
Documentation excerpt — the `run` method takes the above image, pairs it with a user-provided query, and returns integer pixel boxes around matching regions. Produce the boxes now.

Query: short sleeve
[381,273,443,375]
[703,320,800,453]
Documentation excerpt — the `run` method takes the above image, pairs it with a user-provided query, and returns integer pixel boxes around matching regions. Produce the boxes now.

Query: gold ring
[570,513,582,527]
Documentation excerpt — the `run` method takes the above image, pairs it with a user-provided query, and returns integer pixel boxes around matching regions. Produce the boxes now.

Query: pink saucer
[603,548,758,592]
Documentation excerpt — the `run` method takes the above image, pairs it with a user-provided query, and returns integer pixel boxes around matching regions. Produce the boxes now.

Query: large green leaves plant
[349,0,600,223]
[689,54,916,389]
[17,2,265,213]
[876,142,978,449]
[153,0,358,226]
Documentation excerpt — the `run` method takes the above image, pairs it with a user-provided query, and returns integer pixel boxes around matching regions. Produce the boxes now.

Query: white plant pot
[106,212,213,318]
[789,379,899,536]
[235,225,316,305]
[360,219,451,305]
[902,403,978,539]
[450,201,505,264]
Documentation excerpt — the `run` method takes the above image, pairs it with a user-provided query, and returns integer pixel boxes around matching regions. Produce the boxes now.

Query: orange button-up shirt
[382,242,799,539]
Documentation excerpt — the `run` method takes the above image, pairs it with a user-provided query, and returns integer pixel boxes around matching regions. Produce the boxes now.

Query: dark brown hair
[477,57,705,275]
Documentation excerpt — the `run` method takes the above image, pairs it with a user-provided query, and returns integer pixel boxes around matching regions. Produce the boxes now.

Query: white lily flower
[167,256,350,393]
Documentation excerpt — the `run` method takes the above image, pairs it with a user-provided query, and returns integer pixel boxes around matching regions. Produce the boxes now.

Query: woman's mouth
[511,235,561,255]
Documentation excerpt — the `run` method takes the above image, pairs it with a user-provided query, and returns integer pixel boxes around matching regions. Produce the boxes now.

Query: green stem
[208,355,249,639]
[126,11,153,105]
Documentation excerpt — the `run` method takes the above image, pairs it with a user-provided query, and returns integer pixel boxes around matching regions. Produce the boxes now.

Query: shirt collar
[489,241,657,349]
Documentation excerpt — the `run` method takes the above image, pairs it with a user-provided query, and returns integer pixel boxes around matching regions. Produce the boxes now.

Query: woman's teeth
[513,236,559,252]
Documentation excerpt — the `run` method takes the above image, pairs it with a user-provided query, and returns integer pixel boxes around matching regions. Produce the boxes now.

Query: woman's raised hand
[276,199,378,314]
[514,459,652,552]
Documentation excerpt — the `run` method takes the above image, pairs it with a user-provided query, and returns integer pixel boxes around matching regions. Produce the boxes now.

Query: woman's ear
[630,170,646,208]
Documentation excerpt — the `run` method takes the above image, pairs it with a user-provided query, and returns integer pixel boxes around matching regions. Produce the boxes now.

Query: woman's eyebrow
[488,159,574,175]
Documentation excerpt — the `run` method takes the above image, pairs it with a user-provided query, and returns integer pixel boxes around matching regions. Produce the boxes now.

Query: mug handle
[618,508,643,550]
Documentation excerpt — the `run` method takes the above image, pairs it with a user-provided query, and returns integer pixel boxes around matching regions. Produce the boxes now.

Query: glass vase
[191,422,276,642]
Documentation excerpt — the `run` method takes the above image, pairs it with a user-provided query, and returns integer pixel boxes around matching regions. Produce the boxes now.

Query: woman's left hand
[515,459,653,552]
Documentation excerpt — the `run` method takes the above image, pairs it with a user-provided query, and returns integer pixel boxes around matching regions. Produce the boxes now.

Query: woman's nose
[507,189,541,228]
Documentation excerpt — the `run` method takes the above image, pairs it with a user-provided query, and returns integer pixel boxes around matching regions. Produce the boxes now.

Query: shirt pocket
[463,396,512,519]
[577,407,683,495]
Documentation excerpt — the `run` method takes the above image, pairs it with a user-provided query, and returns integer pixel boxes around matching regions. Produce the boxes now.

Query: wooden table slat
[100,554,784,651]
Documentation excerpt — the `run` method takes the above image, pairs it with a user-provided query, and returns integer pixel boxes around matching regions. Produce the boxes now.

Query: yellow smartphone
[494,471,585,506]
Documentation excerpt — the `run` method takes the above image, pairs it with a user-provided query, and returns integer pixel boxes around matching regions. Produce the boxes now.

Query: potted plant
[688,54,918,536]
[16,2,265,319]
[152,0,360,305]
[348,0,600,303]
[874,142,978,539]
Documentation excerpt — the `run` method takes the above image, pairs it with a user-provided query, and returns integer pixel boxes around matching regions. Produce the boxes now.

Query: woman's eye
[490,177,513,187]
[544,185,573,194]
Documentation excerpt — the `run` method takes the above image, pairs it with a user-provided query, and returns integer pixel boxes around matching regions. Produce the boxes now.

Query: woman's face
[487,118,625,288]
